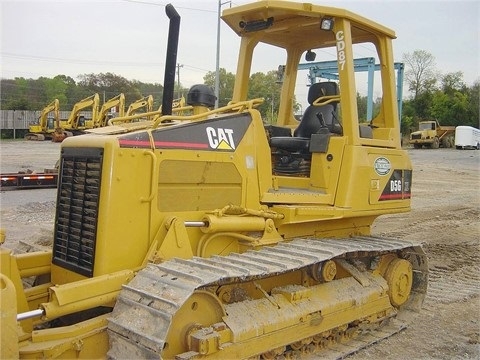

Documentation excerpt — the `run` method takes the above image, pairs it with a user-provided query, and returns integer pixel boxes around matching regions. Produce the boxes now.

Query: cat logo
[206,126,236,150]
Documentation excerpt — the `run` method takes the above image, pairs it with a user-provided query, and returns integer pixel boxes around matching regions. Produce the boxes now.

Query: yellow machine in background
[95,93,126,128]
[51,93,100,141]
[107,96,187,126]
[409,119,455,148]
[1,2,427,359]
[24,99,60,141]
[125,94,154,116]
[30,94,140,142]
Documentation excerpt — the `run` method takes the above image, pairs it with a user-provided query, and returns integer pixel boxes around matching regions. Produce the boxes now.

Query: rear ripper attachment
[108,237,427,359]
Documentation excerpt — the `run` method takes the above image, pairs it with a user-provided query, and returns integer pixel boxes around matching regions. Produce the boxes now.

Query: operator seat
[295,82,340,137]
[269,81,340,175]
[270,81,340,151]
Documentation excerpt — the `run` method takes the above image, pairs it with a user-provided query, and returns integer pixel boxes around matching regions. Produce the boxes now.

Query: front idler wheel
[384,258,413,307]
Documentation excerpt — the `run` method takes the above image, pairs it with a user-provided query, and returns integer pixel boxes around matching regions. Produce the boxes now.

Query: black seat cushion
[270,136,310,153]
[269,81,339,153]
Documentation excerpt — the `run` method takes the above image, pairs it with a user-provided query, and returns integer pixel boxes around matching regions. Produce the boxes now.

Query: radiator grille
[52,147,103,277]
[411,134,421,140]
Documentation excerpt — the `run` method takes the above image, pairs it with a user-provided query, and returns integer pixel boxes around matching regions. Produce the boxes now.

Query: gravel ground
[0,139,479,359]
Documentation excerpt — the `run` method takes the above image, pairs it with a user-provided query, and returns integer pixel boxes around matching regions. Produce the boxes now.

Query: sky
[1,0,479,101]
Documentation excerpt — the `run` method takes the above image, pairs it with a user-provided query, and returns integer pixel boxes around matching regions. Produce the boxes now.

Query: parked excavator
[126,94,154,116]
[0,2,427,359]
[51,93,100,142]
[95,93,126,128]
[24,99,60,141]
[152,95,187,121]
[106,96,188,127]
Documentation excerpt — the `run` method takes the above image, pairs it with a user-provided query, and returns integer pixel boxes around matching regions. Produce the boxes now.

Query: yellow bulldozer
[0,2,427,359]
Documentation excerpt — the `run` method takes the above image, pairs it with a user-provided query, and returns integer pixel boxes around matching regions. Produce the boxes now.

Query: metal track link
[318,318,407,360]
[107,236,428,359]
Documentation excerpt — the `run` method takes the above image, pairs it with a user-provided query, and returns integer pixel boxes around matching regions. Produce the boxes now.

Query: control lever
[315,112,330,135]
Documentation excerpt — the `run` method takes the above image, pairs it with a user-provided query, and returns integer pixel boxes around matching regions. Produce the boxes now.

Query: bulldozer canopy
[222,0,396,50]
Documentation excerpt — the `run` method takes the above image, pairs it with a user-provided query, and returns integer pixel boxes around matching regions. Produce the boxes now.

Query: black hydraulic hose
[162,4,180,116]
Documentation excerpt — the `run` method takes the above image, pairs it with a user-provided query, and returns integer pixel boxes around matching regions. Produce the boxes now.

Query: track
[107,236,428,359]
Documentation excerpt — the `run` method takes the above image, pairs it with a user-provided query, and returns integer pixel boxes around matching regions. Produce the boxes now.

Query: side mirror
[276,65,285,83]
[305,49,316,61]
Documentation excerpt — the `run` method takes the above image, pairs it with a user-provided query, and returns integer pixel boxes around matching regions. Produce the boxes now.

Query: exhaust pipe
[162,4,181,116]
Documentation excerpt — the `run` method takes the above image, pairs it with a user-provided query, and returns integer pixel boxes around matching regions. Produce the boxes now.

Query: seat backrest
[294,82,339,138]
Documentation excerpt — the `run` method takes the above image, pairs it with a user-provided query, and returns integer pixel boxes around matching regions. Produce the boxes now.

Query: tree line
[0,73,165,112]
[401,50,479,132]
[0,69,286,124]
[1,49,478,132]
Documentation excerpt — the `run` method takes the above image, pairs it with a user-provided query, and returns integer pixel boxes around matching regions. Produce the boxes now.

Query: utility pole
[177,63,183,99]
[215,0,231,109]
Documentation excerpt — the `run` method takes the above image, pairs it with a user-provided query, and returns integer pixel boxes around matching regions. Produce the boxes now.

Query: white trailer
[455,126,480,149]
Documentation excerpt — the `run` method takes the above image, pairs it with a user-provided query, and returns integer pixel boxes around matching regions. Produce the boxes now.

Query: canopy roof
[222,0,396,50]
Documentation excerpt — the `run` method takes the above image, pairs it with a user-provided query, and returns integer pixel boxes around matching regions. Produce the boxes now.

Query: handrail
[152,98,264,128]
[140,150,157,203]
[312,95,341,106]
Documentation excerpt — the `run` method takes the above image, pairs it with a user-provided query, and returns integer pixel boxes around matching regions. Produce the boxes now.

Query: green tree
[247,70,284,123]
[401,100,417,133]
[441,71,466,95]
[403,50,438,100]
[0,79,21,109]
[42,75,72,106]
[401,115,414,135]
[0,77,38,110]
[412,92,434,120]
[203,68,235,107]
[77,72,138,106]
[430,72,472,127]
[32,75,78,110]
[465,81,480,128]
[204,68,290,122]
[431,90,469,126]
[356,93,368,122]
[133,80,164,109]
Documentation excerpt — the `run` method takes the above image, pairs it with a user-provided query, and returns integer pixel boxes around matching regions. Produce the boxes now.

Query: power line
[1,52,166,67]
[182,64,211,73]
[2,52,212,74]
[121,0,216,13]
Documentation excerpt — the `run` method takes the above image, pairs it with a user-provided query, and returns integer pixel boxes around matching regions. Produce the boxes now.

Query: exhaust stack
[162,4,181,116]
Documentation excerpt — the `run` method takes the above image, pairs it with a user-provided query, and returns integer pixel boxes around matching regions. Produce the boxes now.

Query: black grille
[411,134,421,140]
[52,147,103,277]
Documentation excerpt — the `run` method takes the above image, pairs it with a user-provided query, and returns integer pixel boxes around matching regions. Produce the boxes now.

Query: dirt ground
[0,140,479,359]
